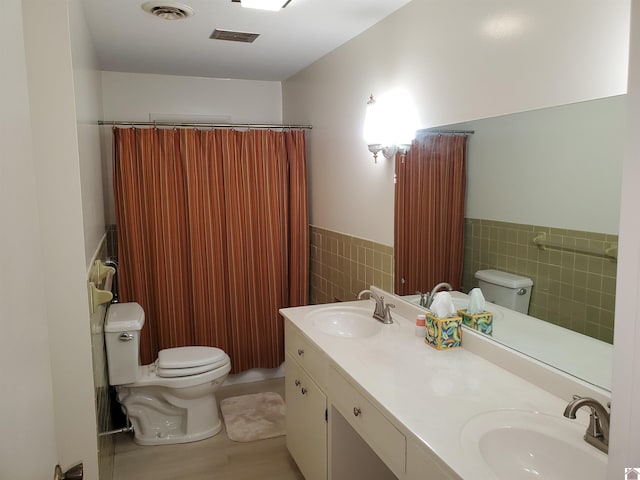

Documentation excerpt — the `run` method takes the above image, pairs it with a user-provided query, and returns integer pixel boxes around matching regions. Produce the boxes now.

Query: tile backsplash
[463,218,617,344]
[310,226,394,304]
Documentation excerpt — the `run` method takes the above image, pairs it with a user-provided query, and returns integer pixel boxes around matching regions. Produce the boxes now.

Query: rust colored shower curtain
[113,127,309,372]
[394,134,467,296]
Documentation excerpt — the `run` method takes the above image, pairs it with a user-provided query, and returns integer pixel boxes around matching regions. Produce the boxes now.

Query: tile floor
[113,377,304,480]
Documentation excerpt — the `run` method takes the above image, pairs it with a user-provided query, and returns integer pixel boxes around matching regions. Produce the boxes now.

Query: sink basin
[306,305,381,338]
[460,409,607,479]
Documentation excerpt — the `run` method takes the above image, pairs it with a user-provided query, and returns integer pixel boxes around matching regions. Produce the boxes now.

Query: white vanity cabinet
[282,293,605,480]
[284,316,459,480]
[285,324,328,480]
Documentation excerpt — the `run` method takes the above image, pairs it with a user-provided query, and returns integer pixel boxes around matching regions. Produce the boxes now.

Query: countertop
[280,293,606,479]
[404,291,613,390]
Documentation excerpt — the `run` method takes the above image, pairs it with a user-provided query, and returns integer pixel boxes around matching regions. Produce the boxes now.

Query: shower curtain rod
[98,120,312,129]
[418,128,475,135]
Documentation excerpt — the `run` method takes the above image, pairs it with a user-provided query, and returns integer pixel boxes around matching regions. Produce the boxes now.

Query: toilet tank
[105,302,145,386]
[475,269,533,314]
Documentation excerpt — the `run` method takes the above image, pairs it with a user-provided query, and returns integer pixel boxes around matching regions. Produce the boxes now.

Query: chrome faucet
[563,395,610,454]
[424,282,453,309]
[357,289,394,324]
[415,291,428,308]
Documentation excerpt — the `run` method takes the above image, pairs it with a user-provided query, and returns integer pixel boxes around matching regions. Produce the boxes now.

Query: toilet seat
[156,346,230,378]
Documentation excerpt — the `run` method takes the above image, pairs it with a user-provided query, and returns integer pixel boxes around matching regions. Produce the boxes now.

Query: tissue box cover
[425,313,462,350]
[457,309,493,335]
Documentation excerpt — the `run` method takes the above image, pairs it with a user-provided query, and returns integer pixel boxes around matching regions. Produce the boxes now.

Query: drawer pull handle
[353,407,362,417]
[301,387,308,395]
[294,379,301,387]
[297,348,304,356]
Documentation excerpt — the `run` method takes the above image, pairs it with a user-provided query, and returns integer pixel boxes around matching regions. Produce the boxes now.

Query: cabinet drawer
[285,322,326,388]
[328,366,406,477]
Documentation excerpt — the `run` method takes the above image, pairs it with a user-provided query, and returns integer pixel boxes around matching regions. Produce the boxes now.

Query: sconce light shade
[363,92,418,163]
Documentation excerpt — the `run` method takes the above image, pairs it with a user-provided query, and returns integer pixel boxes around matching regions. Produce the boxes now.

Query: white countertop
[404,291,613,391]
[281,294,606,479]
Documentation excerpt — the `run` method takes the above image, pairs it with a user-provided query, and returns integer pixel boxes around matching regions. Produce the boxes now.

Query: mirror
[397,95,625,391]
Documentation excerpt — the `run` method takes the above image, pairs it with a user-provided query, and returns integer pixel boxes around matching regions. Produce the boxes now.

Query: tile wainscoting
[463,218,617,343]
[309,226,394,305]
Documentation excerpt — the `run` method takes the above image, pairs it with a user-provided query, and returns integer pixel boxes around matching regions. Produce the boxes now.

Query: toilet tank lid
[105,302,145,332]
[475,269,533,288]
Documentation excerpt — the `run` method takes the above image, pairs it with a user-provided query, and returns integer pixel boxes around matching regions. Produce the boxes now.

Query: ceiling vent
[209,29,260,43]
[141,1,194,20]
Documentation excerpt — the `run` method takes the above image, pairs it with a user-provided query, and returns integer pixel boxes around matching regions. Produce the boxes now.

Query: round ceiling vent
[141,1,194,20]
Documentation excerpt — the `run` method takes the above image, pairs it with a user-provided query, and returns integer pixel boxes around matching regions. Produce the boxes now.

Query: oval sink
[306,305,381,338]
[460,409,607,479]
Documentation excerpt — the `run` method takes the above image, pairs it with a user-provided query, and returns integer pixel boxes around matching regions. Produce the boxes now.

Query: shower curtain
[394,133,467,296]
[113,127,309,372]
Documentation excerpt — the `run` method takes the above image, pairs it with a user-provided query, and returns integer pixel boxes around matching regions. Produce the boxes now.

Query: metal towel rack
[532,232,618,260]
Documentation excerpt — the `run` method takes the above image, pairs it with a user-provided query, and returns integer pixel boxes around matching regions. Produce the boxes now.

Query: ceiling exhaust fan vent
[142,1,194,20]
[209,29,260,43]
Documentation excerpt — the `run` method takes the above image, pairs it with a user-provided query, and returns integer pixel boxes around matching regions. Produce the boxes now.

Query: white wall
[100,71,284,224]
[101,71,283,123]
[458,95,625,234]
[282,0,630,246]
[70,0,106,268]
[0,1,59,478]
[23,0,99,477]
[609,1,640,475]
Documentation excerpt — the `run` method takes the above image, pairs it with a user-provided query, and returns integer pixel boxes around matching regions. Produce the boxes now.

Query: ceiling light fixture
[239,0,292,12]
[141,1,194,20]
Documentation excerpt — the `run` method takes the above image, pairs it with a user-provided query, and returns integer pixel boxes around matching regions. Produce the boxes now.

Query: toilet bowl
[105,302,231,445]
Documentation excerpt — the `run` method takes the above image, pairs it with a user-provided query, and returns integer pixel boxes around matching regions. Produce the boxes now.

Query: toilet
[104,302,231,445]
[475,269,534,314]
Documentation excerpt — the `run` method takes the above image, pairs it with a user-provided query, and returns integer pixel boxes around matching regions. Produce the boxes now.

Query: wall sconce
[363,93,417,163]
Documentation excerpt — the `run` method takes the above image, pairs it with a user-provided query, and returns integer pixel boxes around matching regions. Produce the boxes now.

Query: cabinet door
[286,352,327,480]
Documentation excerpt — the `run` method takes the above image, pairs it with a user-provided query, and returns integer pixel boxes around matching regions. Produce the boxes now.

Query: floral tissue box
[457,309,493,336]
[425,313,462,350]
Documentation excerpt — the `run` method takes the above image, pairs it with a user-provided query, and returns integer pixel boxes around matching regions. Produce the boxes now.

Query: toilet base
[132,417,223,445]
[117,374,228,446]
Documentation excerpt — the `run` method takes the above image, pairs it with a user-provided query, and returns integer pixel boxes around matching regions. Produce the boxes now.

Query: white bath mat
[220,392,286,442]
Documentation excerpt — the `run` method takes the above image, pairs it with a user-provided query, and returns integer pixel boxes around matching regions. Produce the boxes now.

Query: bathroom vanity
[280,287,610,480]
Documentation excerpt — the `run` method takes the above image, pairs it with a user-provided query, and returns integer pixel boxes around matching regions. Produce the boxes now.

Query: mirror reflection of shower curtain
[394,133,467,296]
[112,127,309,373]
